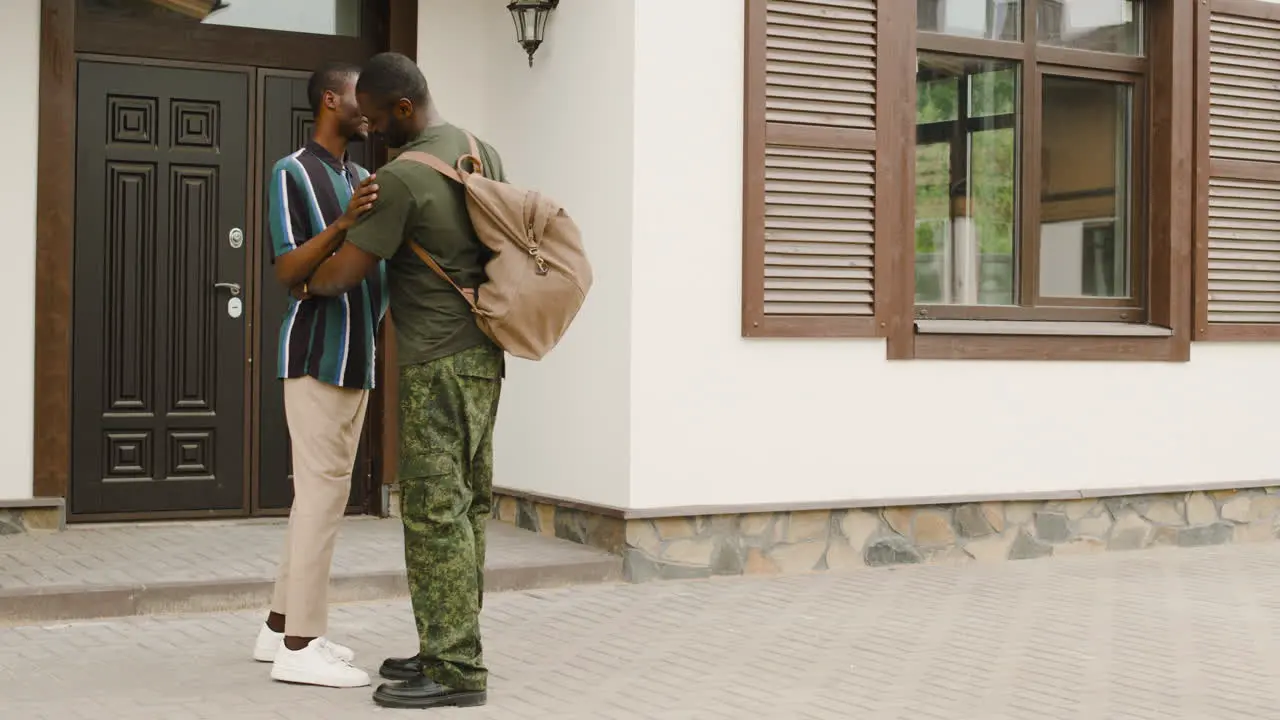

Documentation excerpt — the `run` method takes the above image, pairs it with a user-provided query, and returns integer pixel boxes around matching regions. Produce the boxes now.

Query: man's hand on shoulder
[336,174,379,231]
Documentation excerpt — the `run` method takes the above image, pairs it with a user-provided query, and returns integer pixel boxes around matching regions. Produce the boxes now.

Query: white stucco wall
[415,1,492,139]
[418,0,636,508]
[416,0,1280,513]
[0,1,39,500]
[626,0,1280,509]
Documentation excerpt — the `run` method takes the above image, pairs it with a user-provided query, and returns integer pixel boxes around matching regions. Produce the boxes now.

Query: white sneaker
[270,638,371,688]
[253,624,355,663]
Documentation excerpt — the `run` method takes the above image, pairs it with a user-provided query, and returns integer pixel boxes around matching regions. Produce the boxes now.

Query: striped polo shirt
[268,141,389,390]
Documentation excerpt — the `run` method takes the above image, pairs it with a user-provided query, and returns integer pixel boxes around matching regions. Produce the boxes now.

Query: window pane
[84,0,362,37]
[915,54,1019,306]
[1038,76,1133,299]
[918,0,1021,41]
[204,0,361,36]
[1037,0,1141,55]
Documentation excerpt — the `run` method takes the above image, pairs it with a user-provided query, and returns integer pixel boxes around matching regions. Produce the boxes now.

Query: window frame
[76,0,383,69]
[913,6,1149,323]
[898,0,1193,361]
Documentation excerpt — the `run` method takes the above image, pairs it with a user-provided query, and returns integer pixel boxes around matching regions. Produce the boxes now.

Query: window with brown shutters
[745,0,1193,360]
[1195,0,1280,339]
[742,0,911,338]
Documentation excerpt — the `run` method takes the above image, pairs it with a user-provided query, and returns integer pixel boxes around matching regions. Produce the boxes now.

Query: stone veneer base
[493,488,1280,582]
[0,498,65,535]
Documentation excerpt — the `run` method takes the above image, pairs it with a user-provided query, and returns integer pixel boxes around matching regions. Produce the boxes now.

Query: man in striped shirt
[251,61,388,690]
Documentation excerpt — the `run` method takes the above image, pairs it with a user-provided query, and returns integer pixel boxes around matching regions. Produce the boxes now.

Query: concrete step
[0,519,622,625]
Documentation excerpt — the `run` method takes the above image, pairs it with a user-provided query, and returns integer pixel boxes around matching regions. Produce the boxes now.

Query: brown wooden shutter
[1195,0,1280,339]
[743,0,908,338]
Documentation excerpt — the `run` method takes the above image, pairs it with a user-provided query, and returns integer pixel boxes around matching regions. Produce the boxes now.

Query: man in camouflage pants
[303,52,506,710]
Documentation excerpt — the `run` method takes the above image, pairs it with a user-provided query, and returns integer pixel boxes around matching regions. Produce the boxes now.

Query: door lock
[229,228,244,249]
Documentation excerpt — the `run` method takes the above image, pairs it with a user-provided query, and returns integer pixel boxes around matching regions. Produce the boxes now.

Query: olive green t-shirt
[346,124,506,366]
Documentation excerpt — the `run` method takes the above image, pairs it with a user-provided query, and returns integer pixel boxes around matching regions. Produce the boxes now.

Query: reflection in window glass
[969,67,1017,118]
[1038,76,1133,299]
[1037,0,1141,55]
[915,143,952,304]
[917,78,960,123]
[203,0,360,37]
[918,0,1021,41]
[83,0,361,37]
[915,53,1019,306]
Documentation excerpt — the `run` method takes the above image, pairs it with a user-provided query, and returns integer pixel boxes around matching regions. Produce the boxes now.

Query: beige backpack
[398,132,592,361]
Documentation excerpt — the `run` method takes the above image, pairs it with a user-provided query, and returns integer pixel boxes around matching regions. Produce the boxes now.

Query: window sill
[915,320,1173,338]
[908,320,1186,362]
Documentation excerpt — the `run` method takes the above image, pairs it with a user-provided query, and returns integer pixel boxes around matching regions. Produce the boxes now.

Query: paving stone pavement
[0,517,593,590]
[6,542,1280,719]
[0,519,621,623]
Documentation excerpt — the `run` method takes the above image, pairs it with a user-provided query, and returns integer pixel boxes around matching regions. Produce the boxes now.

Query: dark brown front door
[71,59,250,516]
[255,70,371,513]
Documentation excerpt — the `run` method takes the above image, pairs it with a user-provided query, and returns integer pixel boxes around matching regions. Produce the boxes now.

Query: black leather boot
[378,654,424,681]
[372,676,487,709]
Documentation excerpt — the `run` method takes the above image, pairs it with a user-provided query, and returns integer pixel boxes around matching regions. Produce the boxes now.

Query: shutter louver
[761,0,878,320]
[764,146,875,315]
[766,0,877,130]
[1207,178,1280,323]
[1199,8,1280,334]
[1208,15,1280,164]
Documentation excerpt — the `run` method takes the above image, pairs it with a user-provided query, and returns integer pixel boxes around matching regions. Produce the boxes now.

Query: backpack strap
[406,239,478,311]
[464,132,481,166]
[398,133,485,185]
[395,140,488,310]
[398,150,462,184]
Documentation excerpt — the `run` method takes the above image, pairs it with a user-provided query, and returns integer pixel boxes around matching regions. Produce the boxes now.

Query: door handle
[213,282,241,297]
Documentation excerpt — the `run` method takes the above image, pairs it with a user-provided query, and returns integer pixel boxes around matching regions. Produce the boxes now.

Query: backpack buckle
[529,246,549,275]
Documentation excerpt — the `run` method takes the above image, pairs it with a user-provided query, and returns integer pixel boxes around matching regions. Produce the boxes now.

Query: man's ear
[396,98,413,119]
[324,89,339,111]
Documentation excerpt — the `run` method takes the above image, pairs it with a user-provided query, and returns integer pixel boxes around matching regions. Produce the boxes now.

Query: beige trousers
[269,376,370,637]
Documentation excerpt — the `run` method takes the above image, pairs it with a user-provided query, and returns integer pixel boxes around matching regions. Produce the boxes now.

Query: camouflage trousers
[397,343,503,692]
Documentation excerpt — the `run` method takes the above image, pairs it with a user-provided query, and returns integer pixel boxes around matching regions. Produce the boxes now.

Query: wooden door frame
[34,0,418,513]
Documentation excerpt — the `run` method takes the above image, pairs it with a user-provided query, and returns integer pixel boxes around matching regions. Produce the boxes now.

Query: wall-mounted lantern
[507,0,560,67]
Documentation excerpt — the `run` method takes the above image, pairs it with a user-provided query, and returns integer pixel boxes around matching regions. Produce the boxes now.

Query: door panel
[256,71,371,513]
[72,60,250,515]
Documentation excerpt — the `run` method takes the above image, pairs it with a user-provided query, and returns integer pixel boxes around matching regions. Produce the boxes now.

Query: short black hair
[356,52,429,110]
[307,61,360,115]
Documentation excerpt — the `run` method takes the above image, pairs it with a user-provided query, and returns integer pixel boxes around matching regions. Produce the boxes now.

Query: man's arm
[307,171,413,297]
[271,170,379,289]
[307,242,382,297]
